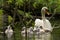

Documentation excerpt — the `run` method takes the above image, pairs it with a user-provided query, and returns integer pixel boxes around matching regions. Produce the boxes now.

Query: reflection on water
[0,28,60,40]
[22,32,52,40]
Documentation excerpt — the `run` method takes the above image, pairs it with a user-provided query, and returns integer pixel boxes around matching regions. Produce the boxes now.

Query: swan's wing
[35,19,43,27]
[33,19,42,31]
[43,19,53,31]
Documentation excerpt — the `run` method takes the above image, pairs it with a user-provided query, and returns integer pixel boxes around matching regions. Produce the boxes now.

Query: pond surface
[0,17,60,40]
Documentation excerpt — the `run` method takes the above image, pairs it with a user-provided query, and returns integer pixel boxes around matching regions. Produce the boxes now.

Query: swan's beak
[45,9,50,15]
[47,11,50,15]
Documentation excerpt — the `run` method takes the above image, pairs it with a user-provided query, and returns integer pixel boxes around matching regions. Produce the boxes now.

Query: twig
[53,26,60,29]
[49,9,56,20]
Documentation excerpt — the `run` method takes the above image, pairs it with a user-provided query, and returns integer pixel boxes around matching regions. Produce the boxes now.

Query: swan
[28,27,33,38]
[5,25,13,39]
[35,7,52,32]
[28,27,33,34]
[34,7,53,40]
[21,27,26,37]
[21,27,33,37]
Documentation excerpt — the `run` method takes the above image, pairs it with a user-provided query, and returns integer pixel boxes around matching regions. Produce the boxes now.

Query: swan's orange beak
[45,9,50,15]
[46,11,50,15]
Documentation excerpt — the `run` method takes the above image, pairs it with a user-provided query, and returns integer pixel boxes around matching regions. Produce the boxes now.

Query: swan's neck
[41,12,46,20]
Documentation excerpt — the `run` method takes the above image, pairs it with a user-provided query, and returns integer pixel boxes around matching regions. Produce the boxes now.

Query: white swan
[35,7,52,32]
[34,7,53,40]
[21,27,33,37]
[28,27,33,38]
[5,25,13,39]
[21,27,26,37]
[28,27,33,34]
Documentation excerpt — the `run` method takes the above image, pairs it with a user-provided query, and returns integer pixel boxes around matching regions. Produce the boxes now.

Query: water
[0,17,60,40]
[21,17,60,40]
[21,32,51,40]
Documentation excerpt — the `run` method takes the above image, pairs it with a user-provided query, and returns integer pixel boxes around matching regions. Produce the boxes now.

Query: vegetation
[0,0,60,40]
[0,0,59,25]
